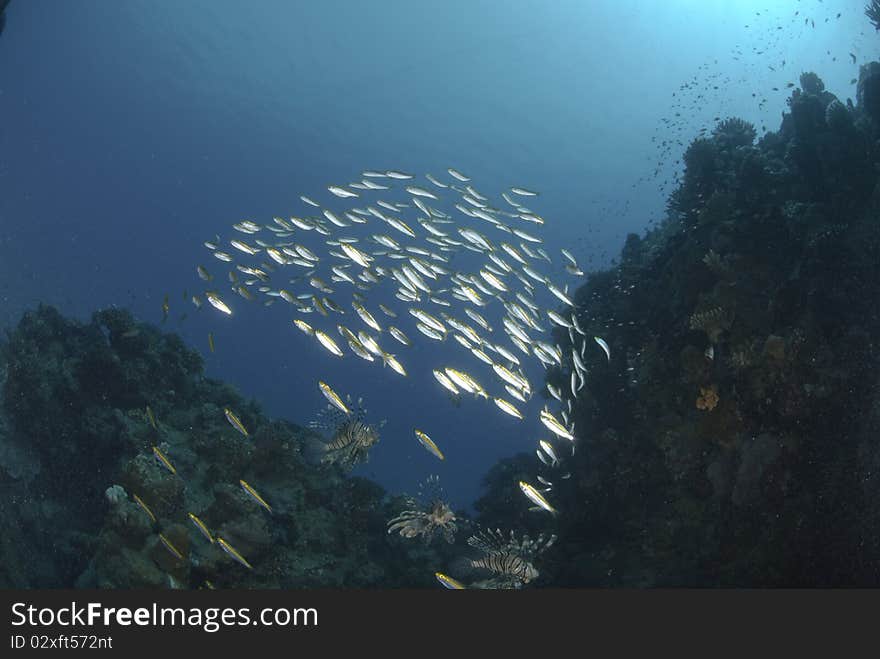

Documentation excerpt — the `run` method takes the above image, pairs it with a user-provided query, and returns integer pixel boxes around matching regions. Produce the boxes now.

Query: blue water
[0,0,872,510]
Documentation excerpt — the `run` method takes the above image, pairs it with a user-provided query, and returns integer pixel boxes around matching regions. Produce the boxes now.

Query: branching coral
[799,71,825,95]
[667,138,719,219]
[712,117,757,149]
[688,307,733,343]
[866,1,880,31]
[696,385,719,411]
[683,137,717,174]
[825,99,852,132]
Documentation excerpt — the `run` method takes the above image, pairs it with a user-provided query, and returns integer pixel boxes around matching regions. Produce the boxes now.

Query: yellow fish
[318,381,350,415]
[239,480,272,513]
[158,533,184,561]
[414,429,445,460]
[132,494,156,524]
[435,572,467,589]
[217,537,253,569]
[151,446,177,475]
[539,408,575,442]
[519,480,558,515]
[493,397,524,420]
[188,512,215,544]
[208,332,215,353]
[206,291,232,315]
[145,405,157,430]
[224,408,249,437]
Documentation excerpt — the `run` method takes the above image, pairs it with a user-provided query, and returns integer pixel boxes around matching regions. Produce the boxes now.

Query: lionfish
[458,528,556,589]
[386,475,458,545]
[306,394,383,469]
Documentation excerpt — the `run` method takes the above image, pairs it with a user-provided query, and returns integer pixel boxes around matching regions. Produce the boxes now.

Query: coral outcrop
[0,305,466,588]
[476,64,880,586]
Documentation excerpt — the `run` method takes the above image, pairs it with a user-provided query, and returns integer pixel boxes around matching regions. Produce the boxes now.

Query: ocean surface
[0,0,874,516]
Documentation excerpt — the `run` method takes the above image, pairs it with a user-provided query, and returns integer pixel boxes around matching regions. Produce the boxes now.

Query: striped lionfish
[306,394,384,470]
[386,475,458,545]
[460,528,556,589]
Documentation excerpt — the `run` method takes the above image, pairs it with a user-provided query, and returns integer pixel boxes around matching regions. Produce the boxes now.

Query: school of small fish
[186,167,618,583]
[128,2,874,588]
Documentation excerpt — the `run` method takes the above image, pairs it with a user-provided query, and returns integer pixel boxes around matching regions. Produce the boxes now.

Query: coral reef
[3,58,880,590]
[688,307,733,343]
[476,63,880,586]
[712,117,757,149]
[857,61,880,126]
[0,305,462,588]
[866,1,880,31]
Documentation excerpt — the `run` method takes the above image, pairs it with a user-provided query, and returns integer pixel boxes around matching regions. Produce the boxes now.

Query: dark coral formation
[477,66,880,586]
[0,305,464,588]
[866,1,880,31]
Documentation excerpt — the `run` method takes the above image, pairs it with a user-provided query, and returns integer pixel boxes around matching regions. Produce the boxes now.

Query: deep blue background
[0,0,872,509]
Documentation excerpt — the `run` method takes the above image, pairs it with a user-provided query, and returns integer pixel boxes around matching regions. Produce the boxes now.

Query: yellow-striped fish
[217,537,253,569]
[539,408,575,441]
[519,481,558,515]
[435,572,466,589]
[315,329,345,357]
[188,512,215,544]
[239,479,272,513]
[414,429,445,460]
[224,408,249,437]
[133,494,156,524]
[208,332,215,353]
[152,446,177,475]
[145,405,157,430]
[206,291,232,315]
[159,533,184,561]
[380,351,407,377]
[318,381,350,415]
[494,397,524,420]
[293,319,314,336]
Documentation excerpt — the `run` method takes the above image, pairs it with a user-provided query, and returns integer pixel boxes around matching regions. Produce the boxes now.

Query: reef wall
[0,306,461,588]
[474,64,880,586]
